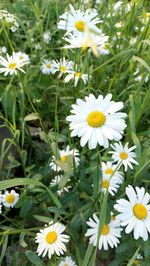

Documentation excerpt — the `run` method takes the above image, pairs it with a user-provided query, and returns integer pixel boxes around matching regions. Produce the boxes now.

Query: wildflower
[15,51,30,65]
[58,256,77,266]
[50,146,80,172]
[35,222,69,259]
[85,213,122,250]
[0,52,29,76]
[50,175,71,195]
[114,185,150,241]
[40,59,55,75]
[64,70,91,87]
[43,30,51,44]
[101,162,124,196]
[66,94,127,150]
[0,9,19,32]
[52,57,73,78]
[2,190,19,208]
[109,142,138,171]
[57,5,101,37]
[0,46,7,54]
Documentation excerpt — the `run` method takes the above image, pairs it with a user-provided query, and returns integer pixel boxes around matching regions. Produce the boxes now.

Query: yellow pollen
[105,168,113,175]
[133,204,148,220]
[9,63,17,69]
[60,66,67,72]
[75,72,81,77]
[120,152,128,160]
[5,194,15,204]
[61,155,67,163]
[74,20,86,32]
[47,63,51,68]
[87,111,106,128]
[102,180,110,188]
[45,231,57,244]
[101,224,110,235]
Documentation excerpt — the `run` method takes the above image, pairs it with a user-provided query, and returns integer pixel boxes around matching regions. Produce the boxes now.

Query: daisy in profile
[66,94,127,150]
[64,70,91,87]
[40,59,55,75]
[85,213,122,250]
[58,256,77,266]
[2,190,19,208]
[50,175,71,195]
[109,142,138,171]
[0,52,29,76]
[50,146,80,172]
[114,185,150,241]
[57,5,101,37]
[52,57,73,78]
[35,222,69,259]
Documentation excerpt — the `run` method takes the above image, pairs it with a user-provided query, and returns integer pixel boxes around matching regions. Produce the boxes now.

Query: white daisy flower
[0,46,7,54]
[35,222,70,259]
[0,10,19,32]
[58,256,77,266]
[57,5,101,37]
[40,59,55,75]
[102,162,124,184]
[50,146,80,172]
[43,30,51,44]
[15,51,30,65]
[101,174,122,196]
[52,57,73,78]
[2,190,19,208]
[85,213,122,250]
[109,142,138,172]
[66,94,127,150]
[64,70,91,87]
[114,185,150,241]
[0,52,29,76]
[50,175,71,195]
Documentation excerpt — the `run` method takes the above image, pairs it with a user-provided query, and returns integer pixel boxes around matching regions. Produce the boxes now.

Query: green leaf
[133,56,150,72]
[25,250,44,266]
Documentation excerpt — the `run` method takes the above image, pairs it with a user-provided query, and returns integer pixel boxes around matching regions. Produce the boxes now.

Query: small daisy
[40,59,55,75]
[85,213,122,250]
[114,185,150,241]
[35,222,70,259]
[52,57,73,78]
[50,146,80,172]
[66,94,127,150]
[109,142,138,171]
[43,30,51,44]
[2,190,19,208]
[0,46,7,54]
[64,70,91,87]
[15,51,30,65]
[0,52,29,76]
[50,175,71,195]
[57,5,101,37]
[58,256,77,266]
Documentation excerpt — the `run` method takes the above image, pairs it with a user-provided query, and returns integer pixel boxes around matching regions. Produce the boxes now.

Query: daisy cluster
[0,9,19,32]
[0,190,19,213]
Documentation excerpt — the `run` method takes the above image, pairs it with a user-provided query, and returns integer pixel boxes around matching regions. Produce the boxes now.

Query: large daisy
[57,5,101,37]
[66,94,127,150]
[35,222,70,259]
[109,142,138,171]
[85,213,122,250]
[114,185,150,241]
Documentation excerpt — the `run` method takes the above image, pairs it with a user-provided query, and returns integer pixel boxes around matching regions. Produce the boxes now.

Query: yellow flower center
[5,194,15,204]
[105,168,113,175]
[60,66,67,72]
[61,155,67,163]
[75,72,81,77]
[9,63,17,69]
[120,152,128,160]
[102,180,110,188]
[47,63,51,68]
[45,231,57,244]
[87,111,106,128]
[74,20,86,32]
[133,204,148,220]
[101,224,110,235]
[64,264,69,266]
